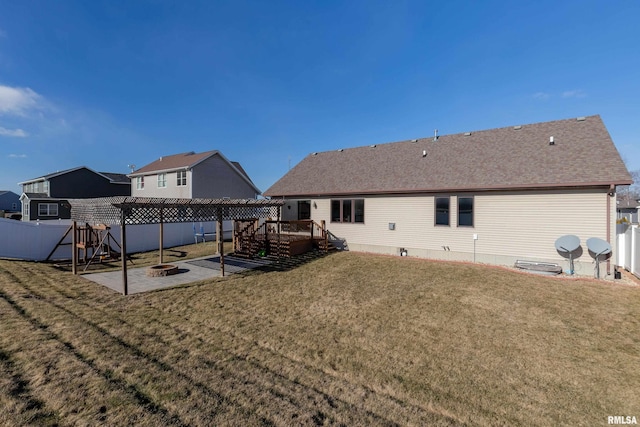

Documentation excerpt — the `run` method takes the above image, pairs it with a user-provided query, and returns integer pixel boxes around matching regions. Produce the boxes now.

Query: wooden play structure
[233,219,334,258]
[48,223,123,271]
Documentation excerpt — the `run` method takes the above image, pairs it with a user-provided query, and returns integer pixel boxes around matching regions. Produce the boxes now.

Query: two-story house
[0,190,20,219]
[128,150,260,199]
[19,167,130,221]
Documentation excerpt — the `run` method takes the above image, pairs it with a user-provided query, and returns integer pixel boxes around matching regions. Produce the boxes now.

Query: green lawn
[1,249,638,426]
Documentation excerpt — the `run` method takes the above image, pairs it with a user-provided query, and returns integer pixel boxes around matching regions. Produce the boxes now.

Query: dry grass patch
[1,250,639,426]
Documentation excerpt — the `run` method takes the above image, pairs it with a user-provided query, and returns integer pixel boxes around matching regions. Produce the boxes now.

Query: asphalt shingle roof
[265,115,632,197]
[131,151,215,175]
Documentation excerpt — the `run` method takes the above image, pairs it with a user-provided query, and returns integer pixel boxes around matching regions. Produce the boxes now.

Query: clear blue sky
[0,0,638,194]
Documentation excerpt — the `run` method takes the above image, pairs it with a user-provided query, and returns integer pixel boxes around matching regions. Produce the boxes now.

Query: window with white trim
[38,203,58,216]
[157,173,167,188]
[136,176,144,190]
[177,170,187,186]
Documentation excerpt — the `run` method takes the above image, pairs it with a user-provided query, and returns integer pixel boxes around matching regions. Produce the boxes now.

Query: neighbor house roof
[19,167,130,185]
[265,115,632,197]
[99,172,130,185]
[130,151,215,175]
[129,150,260,193]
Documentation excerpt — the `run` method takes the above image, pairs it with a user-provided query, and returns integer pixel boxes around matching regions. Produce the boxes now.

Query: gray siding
[48,169,129,198]
[191,154,257,199]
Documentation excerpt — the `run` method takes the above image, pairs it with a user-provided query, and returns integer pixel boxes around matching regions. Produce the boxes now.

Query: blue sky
[0,0,638,194]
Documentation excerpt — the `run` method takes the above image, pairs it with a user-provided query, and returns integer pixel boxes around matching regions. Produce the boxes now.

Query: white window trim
[157,173,167,188]
[177,170,187,187]
[38,203,58,217]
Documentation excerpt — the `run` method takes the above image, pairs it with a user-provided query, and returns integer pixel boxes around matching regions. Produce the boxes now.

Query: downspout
[607,184,614,275]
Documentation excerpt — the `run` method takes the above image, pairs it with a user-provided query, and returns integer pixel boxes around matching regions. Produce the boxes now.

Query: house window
[157,173,167,188]
[435,197,450,226]
[297,200,311,220]
[38,203,58,217]
[458,197,474,227]
[12,203,17,210]
[331,199,365,223]
[177,170,187,186]
[136,176,144,190]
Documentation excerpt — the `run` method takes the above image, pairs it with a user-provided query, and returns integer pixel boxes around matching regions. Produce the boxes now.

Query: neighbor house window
[12,203,17,210]
[435,197,450,226]
[157,173,167,188]
[38,203,58,217]
[177,170,187,186]
[136,176,144,190]
[331,199,364,223]
[458,197,474,227]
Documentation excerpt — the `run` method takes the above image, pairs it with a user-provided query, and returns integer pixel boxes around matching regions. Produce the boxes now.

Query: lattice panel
[69,197,283,225]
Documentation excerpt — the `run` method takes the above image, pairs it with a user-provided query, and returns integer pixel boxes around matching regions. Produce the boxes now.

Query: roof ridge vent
[464,132,472,136]
[370,144,376,148]
[513,125,522,130]
[549,136,555,145]
[576,116,586,121]
[338,148,344,152]
[411,139,418,142]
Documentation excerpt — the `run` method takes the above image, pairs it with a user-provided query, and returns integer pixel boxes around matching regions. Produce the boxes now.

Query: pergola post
[159,208,164,265]
[217,208,224,277]
[121,211,128,296]
[72,220,77,275]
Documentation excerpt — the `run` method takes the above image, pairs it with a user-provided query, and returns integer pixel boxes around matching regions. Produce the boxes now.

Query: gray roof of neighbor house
[19,167,130,185]
[129,150,259,193]
[99,172,130,184]
[265,115,632,197]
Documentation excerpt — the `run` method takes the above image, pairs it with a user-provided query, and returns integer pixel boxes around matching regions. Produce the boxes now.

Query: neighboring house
[128,150,260,199]
[0,190,20,214]
[19,167,130,221]
[265,115,632,276]
[617,198,639,223]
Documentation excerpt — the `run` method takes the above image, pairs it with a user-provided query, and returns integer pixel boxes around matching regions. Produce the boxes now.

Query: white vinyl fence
[0,218,230,261]
[617,223,640,278]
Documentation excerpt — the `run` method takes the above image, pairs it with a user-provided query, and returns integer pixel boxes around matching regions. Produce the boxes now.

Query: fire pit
[146,264,179,277]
